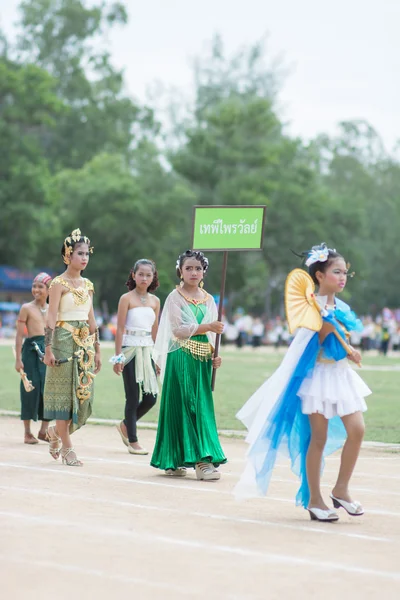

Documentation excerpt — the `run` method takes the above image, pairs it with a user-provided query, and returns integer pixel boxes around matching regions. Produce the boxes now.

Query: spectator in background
[252,317,264,348]
[235,312,253,348]
[361,317,374,351]
[380,323,390,356]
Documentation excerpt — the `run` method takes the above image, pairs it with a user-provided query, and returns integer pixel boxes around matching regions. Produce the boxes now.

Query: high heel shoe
[61,447,83,467]
[307,507,339,522]
[46,426,61,460]
[330,494,364,516]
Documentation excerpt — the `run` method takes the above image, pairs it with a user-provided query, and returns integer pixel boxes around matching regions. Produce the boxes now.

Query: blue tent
[0,301,21,311]
[0,265,54,292]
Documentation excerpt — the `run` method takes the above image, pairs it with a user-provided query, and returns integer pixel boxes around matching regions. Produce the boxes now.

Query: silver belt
[124,329,152,337]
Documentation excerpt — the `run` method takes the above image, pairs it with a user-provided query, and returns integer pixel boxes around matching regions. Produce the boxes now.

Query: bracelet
[109,353,126,365]
[95,326,100,347]
[44,326,53,347]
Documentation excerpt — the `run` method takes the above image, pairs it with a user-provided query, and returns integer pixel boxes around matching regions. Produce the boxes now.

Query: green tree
[0,57,64,266]
[16,0,157,169]
[46,147,195,310]
[170,39,343,315]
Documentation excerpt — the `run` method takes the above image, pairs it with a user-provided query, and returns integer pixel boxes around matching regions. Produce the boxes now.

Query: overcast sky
[1,0,399,152]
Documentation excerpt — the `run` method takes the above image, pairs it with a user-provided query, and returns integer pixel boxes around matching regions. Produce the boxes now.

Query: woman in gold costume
[43,229,101,466]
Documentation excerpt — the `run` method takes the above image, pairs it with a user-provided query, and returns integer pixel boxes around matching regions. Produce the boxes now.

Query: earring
[179,275,184,288]
[199,280,204,289]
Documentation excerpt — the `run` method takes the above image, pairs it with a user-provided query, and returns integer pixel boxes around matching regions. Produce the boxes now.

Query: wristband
[109,353,126,365]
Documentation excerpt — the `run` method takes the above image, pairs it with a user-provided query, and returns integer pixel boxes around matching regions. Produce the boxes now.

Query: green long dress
[151,303,227,470]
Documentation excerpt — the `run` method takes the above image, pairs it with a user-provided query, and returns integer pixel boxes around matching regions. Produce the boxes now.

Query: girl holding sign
[151,250,227,480]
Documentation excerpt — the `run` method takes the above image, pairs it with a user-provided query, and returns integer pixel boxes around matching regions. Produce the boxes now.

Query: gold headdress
[63,228,94,265]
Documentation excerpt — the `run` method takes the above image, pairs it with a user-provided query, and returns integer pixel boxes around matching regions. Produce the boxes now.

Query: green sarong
[43,321,95,433]
[20,335,48,421]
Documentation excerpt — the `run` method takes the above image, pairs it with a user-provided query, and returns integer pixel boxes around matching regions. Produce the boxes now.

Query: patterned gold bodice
[50,276,94,321]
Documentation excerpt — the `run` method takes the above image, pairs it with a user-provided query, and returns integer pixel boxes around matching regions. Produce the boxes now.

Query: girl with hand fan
[235,243,371,522]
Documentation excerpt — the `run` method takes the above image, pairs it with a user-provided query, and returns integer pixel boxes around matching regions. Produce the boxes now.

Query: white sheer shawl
[153,288,217,382]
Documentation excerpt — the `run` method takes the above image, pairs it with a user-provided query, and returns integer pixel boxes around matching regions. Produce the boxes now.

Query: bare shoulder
[149,294,160,304]
[20,301,33,311]
[118,292,132,308]
[119,291,132,303]
[18,302,31,318]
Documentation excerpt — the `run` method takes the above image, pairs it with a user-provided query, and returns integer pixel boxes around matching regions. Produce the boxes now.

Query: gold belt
[177,338,213,361]
[56,321,94,348]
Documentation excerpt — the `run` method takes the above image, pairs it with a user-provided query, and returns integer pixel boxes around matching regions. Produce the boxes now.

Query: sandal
[24,433,39,445]
[46,426,61,460]
[61,447,83,467]
[330,494,364,516]
[37,431,49,442]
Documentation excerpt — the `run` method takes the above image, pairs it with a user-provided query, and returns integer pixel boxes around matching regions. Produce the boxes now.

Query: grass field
[1,344,399,443]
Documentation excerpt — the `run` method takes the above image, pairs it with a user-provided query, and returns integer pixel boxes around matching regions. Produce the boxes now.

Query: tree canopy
[1,0,399,316]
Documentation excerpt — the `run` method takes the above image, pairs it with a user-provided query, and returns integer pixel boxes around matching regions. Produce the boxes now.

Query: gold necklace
[56,276,90,306]
[176,287,207,306]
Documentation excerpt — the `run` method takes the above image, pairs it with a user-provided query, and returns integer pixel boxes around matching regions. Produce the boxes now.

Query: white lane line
[1,511,399,582]
[0,553,198,596]
[4,435,400,461]
[7,445,400,485]
[3,450,398,499]
[0,485,391,544]
[1,461,400,519]
[0,461,226,494]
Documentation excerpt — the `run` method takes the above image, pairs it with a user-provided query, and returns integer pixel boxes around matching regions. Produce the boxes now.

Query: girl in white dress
[111,260,160,455]
[235,244,371,522]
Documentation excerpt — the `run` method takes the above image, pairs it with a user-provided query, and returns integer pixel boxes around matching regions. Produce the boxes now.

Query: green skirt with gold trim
[43,321,95,433]
[151,334,227,470]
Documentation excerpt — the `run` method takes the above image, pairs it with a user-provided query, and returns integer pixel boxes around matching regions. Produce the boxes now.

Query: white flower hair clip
[305,243,334,267]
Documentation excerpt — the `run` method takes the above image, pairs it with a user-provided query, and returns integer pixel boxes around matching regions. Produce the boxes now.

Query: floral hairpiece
[305,243,336,267]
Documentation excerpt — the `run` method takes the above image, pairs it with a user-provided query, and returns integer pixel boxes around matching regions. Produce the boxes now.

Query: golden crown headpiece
[63,228,94,265]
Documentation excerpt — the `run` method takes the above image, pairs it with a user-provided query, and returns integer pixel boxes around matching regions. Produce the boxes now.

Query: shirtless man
[14,272,52,444]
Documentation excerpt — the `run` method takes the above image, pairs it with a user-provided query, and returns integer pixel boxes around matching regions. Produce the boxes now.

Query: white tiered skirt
[299,358,371,419]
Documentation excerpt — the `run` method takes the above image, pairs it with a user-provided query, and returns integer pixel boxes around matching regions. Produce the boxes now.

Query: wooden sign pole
[211,251,228,391]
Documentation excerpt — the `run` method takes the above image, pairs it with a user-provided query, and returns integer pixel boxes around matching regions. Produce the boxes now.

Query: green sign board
[192,205,266,251]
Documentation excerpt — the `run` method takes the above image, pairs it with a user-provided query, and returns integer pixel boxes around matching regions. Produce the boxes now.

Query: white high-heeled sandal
[307,507,339,522]
[330,494,364,516]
